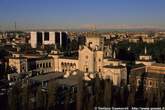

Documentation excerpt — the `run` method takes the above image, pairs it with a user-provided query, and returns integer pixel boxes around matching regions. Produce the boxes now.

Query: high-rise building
[30,31,68,48]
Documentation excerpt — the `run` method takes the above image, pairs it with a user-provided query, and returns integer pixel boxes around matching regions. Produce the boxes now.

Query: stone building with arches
[8,32,127,86]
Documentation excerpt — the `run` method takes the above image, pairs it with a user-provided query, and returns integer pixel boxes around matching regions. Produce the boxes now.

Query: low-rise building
[8,53,28,73]
[129,63,165,92]
[102,51,127,86]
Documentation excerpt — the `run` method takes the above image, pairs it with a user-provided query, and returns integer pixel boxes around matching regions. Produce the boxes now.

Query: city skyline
[0,0,165,30]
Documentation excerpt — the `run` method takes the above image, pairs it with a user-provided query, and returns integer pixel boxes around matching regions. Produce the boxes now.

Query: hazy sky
[0,0,165,30]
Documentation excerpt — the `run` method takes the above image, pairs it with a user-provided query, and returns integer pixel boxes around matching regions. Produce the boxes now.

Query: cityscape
[0,0,165,110]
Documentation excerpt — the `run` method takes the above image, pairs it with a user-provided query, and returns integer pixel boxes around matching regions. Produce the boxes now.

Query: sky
[0,0,165,30]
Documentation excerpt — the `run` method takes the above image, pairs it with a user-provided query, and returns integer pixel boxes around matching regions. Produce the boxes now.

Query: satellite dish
[89,74,95,79]
[72,71,77,75]
[64,71,70,78]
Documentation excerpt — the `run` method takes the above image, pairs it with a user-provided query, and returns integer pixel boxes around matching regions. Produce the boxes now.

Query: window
[43,63,45,68]
[49,62,51,67]
[21,66,25,72]
[85,56,88,59]
[106,52,108,56]
[150,81,152,86]
[99,68,101,72]
[98,58,101,62]
[67,63,69,66]
[40,63,42,68]
[73,63,76,69]
[42,81,48,88]
[144,80,146,85]
[46,63,48,68]
[86,68,88,72]
[37,32,42,46]
[137,79,141,85]
[36,64,39,68]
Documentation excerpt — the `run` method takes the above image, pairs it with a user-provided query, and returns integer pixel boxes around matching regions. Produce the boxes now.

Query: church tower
[136,46,155,66]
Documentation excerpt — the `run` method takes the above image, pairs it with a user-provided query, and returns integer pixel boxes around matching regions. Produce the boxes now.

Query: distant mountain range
[1,27,165,32]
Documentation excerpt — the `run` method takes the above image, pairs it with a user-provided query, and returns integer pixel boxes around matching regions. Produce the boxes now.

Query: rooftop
[27,56,53,61]
[103,65,125,69]
[131,63,145,69]
[145,72,165,79]
[151,63,165,67]
[59,56,78,60]
[57,79,78,86]
[130,72,165,79]
[137,59,154,62]
[8,57,27,59]
[30,72,64,82]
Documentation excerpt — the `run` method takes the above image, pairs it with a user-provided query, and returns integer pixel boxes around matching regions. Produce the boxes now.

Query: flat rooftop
[151,63,165,67]
[57,79,78,86]
[30,72,64,82]
[103,65,125,69]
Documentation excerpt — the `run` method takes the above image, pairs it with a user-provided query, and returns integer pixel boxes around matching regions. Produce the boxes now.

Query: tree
[134,73,145,107]
[6,66,17,74]
[70,39,79,51]
[93,74,103,107]
[8,83,22,110]
[103,79,112,107]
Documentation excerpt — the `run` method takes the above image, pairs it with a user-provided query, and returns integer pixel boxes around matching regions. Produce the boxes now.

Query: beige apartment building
[9,53,28,73]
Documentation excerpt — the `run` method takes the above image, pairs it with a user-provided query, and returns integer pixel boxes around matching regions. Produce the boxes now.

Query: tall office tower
[61,32,68,48]
[30,31,68,49]
[55,31,68,49]
[30,32,37,48]
[36,32,43,48]
[44,32,49,41]
[30,31,43,48]
[55,32,61,48]
[30,31,52,48]
[43,32,55,45]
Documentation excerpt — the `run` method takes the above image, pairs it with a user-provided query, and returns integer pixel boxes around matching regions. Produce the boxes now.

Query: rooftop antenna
[54,44,57,50]
[144,46,147,55]
[113,48,116,59]
[14,21,17,31]
[128,46,131,51]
